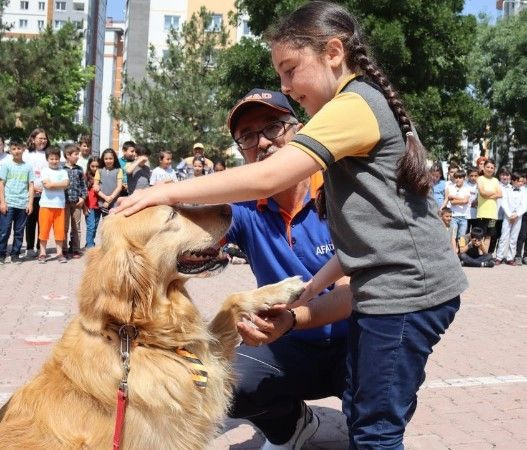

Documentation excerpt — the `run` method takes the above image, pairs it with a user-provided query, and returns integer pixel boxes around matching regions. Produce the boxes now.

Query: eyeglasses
[235,121,295,151]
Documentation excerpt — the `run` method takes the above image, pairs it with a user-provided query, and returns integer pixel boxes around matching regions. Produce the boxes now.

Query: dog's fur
[0,205,304,449]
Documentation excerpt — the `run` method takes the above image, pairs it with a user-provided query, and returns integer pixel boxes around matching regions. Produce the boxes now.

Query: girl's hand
[112,183,174,216]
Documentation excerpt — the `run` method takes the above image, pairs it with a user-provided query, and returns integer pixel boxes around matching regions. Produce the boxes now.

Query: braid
[349,37,431,197]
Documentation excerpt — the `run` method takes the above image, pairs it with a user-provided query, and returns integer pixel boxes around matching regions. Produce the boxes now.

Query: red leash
[113,388,127,450]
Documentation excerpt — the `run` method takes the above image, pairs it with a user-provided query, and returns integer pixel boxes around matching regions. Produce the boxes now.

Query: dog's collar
[80,320,208,389]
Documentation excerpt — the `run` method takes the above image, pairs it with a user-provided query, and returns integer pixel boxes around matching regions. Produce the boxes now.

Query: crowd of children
[436,157,527,267]
[0,131,236,264]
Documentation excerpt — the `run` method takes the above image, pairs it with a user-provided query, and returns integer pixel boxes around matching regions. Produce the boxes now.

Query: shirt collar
[335,73,359,96]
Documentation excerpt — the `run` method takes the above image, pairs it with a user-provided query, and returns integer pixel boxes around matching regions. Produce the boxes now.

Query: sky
[106,0,499,22]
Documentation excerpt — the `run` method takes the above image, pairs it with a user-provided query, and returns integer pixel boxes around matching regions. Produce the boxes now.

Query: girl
[114,2,467,447]
[149,150,179,184]
[94,149,123,216]
[23,128,50,257]
[84,157,101,247]
[191,156,206,178]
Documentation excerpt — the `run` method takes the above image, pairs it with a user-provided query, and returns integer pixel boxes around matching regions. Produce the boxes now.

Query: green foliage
[112,8,233,162]
[228,0,481,160]
[0,22,94,140]
[469,10,527,163]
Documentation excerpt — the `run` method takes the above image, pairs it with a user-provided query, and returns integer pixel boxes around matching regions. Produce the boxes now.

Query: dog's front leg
[207,276,305,361]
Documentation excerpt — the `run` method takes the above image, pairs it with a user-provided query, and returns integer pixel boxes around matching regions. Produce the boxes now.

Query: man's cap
[227,88,297,137]
[193,142,204,150]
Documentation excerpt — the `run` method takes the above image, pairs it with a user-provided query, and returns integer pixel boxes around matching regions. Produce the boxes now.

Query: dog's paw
[237,276,305,315]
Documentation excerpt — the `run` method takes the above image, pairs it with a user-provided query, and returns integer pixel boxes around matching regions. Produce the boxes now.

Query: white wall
[148,0,187,59]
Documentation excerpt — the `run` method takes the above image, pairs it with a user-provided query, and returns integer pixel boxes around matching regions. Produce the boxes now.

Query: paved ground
[0,242,526,449]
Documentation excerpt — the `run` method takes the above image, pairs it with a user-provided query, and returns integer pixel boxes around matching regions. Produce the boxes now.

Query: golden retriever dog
[0,204,304,449]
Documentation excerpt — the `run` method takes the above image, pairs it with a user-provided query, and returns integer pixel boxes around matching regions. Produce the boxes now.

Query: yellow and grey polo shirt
[290,74,468,314]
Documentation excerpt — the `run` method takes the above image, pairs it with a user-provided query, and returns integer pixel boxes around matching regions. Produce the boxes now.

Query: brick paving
[0,244,526,449]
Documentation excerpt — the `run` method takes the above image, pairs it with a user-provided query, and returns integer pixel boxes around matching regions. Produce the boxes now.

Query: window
[54,19,65,29]
[20,1,29,9]
[73,2,84,11]
[164,15,180,31]
[242,19,252,36]
[73,19,83,29]
[56,1,66,10]
[19,19,28,28]
[39,1,46,10]
[38,19,45,30]
[206,14,222,32]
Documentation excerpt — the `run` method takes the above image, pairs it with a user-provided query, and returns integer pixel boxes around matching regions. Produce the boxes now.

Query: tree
[111,8,233,162]
[223,0,482,160]
[469,11,527,166]
[0,23,94,140]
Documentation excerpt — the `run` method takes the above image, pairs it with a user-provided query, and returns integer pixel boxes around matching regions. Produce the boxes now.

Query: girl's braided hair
[265,1,430,196]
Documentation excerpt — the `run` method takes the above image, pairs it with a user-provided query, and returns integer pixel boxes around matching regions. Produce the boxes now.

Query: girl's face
[193,160,204,176]
[103,154,115,168]
[483,163,495,177]
[35,132,48,150]
[272,42,344,117]
[89,161,99,174]
[161,155,172,168]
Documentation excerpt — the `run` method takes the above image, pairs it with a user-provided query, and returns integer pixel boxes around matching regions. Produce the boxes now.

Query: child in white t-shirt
[38,147,69,263]
[150,150,179,185]
[442,170,470,241]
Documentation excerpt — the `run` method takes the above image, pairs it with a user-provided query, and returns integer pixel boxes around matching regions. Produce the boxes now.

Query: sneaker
[10,254,22,264]
[261,402,320,450]
[482,260,495,268]
[72,251,82,259]
[0,256,6,265]
[26,249,37,258]
[57,255,68,264]
[523,257,527,265]
[494,259,502,266]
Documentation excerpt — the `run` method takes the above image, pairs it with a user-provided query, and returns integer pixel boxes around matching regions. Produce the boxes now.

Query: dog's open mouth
[177,246,229,275]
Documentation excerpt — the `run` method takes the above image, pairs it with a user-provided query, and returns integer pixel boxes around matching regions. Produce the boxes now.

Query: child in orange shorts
[38,147,69,263]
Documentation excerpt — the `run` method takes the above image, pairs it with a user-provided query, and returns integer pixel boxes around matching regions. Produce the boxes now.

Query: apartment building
[2,1,106,154]
[124,0,253,83]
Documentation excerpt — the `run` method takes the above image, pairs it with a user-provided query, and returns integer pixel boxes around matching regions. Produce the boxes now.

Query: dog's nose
[221,204,232,218]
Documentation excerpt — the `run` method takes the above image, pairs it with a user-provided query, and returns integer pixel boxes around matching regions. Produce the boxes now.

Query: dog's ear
[80,235,156,324]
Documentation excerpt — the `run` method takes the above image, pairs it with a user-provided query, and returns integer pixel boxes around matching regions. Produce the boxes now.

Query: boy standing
[0,141,34,264]
[495,173,527,265]
[119,141,136,194]
[62,144,87,258]
[38,148,69,263]
[125,145,151,195]
[77,135,92,173]
[442,171,470,241]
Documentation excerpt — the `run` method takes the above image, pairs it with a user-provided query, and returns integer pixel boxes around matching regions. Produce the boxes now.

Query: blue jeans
[344,297,460,449]
[451,216,467,240]
[229,335,348,444]
[85,208,102,248]
[0,207,28,257]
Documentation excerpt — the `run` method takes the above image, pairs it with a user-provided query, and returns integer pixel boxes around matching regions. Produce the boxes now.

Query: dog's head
[79,204,231,326]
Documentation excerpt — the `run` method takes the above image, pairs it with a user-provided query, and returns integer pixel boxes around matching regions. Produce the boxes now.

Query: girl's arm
[294,255,346,305]
[113,145,321,215]
[108,170,124,202]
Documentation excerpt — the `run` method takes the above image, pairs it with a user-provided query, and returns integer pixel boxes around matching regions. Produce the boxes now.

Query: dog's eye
[168,209,178,221]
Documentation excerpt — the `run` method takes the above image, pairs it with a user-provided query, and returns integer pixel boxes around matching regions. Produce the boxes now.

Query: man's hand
[0,203,7,215]
[26,203,33,215]
[76,198,85,208]
[237,305,294,347]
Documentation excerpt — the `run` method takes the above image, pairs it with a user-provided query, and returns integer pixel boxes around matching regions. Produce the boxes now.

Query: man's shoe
[261,402,320,450]
[523,256,527,265]
[482,260,495,268]
[0,256,6,265]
